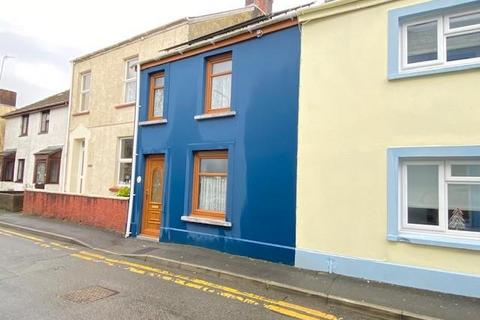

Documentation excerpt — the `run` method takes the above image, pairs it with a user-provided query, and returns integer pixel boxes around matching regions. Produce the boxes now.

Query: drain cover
[62,286,118,304]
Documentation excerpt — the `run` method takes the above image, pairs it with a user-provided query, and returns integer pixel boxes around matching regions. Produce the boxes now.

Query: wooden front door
[141,155,165,238]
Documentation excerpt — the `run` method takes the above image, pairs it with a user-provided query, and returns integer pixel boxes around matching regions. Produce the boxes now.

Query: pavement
[0,212,478,320]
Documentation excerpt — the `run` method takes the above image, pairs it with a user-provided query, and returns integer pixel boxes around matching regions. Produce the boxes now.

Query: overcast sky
[0,0,313,107]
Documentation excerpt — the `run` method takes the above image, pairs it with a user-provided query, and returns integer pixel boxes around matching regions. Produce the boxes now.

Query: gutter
[139,9,300,68]
[125,63,141,238]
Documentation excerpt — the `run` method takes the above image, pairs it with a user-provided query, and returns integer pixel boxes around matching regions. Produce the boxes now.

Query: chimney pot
[246,0,273,14]
[0,89,16,107]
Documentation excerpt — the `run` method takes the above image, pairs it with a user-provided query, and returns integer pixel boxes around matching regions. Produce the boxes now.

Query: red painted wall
[23,190,128,233]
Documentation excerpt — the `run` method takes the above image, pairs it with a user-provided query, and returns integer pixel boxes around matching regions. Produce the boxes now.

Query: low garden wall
[0,191,24,212]
[23,190,128,233]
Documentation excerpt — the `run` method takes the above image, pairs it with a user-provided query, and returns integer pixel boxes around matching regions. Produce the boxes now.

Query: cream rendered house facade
[64,5,265,196]
[296,0,480,298]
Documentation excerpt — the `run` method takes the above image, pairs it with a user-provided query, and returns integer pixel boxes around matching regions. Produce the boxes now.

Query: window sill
[389,62,480,80]
[139,119,168,126]
[19,135,27,137]
[181,215,232,227]
[114,102,135,109]
[72,111,90,116]
[194,111,236,120]
[388,232,480,251]
[38,131,48,135]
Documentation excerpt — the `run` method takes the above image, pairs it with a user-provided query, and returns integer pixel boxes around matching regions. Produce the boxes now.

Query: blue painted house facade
[129,17,300,264]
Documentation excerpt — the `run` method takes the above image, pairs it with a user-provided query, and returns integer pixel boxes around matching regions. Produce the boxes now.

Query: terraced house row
[2,0,480,298]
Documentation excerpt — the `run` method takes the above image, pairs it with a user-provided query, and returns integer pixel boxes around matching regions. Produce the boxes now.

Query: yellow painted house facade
[296,0,480,297]
[63,5,264,196]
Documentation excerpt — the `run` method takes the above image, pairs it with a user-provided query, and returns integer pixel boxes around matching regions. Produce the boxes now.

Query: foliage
[117,186,131,198]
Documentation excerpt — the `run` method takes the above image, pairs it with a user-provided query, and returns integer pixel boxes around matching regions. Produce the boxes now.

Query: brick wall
[23,190,129,233]
[0,89,16,107]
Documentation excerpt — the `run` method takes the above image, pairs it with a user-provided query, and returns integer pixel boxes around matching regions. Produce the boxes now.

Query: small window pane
[407,21,438,64]
[200,158,228,173]
[126,58,138,80]
[448,184,480,233]
[211,74,231,109]
[36,162,46,184]
[153,88,164,117]
[154,77,164,87]
[121,139,133,159]
[450,12,480,29]
[81,92,90,110]
[446,32,480,62]
[212,60,232,74]
[451,164,480,177]
[198,176,227,212]
[407,164,440,226]
[48,160,60,184]
[125,81,136,103]
[82,73,91,90]
[119,163,132,184]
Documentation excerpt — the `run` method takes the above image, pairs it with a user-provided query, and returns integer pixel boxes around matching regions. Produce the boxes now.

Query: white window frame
[401,17,444,70]
[400,159,480,240]
[117,137,133,185]
[79,71,91,112]
[400,8,480,72]
[123,57,138,104]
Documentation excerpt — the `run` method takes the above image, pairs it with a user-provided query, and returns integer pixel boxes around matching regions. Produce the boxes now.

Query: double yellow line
[0,227,337,320]
[73,250,337,320]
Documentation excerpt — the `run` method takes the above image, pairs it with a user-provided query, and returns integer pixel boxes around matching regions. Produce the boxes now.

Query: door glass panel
[407,21,438,64]
[448,184,480,232]
[36,162,46,184]
[407,164,440,226]
[150,167,163,203]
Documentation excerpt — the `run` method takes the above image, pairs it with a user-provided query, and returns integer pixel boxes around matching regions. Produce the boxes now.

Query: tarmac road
[0,226,373,320]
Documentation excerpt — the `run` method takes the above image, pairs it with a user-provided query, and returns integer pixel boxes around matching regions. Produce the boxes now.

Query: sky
[0,0,314,107]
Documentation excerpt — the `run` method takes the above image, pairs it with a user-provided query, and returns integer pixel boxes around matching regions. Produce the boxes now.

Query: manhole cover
[62,286,118,304]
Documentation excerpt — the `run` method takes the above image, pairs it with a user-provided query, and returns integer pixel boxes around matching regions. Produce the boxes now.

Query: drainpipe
[125,63,141,238]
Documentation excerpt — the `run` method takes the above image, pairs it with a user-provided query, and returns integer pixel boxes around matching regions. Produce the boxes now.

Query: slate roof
[2,90,69,119]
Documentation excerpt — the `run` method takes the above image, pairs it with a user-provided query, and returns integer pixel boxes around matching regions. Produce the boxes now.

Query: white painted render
[0,106,69,191]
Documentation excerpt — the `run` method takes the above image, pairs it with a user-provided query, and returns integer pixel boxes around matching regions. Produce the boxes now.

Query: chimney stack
[246,0,273,14]
[0,89,16,107]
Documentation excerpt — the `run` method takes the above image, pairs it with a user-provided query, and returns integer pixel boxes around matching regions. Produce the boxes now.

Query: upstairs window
[124,57,138,103]
[40,110,50,134]
[205,53,232,114]
[401,160,480,238]
[20,115,29,136]
[191,150,228,220]
[402,9,480,71]
[148,72,165,120]
[80,71,91,111]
